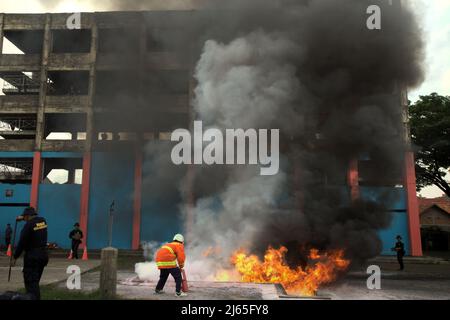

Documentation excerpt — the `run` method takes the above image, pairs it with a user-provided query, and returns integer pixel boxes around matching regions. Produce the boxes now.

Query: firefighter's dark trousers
[23,249,49,300]
[156,268,182,293]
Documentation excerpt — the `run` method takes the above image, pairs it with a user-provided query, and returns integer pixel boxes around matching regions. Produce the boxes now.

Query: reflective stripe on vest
[162,245,175,256]
[156,260,177,267]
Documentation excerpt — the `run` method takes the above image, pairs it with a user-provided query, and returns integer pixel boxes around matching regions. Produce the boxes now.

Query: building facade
[0,11,422,255]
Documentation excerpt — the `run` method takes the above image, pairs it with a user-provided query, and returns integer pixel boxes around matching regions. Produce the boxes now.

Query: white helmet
[173,234,184,243]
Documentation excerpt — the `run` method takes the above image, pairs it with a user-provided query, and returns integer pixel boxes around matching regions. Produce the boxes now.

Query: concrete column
[138,20,146,108]
[132,147,143,250]
[347,158,360,201]
[100,247,118,300]
[35,14,52,151]
[85,20,98,151]
[0,14,4,55]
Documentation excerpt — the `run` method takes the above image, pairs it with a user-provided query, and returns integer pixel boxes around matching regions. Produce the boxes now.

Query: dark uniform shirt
[5,226,12,239]
[395,241,405,256]
[69,229,83,243]
[14,216,48,259]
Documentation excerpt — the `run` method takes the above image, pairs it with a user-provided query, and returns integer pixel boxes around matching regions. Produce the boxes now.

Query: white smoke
[194,31,305,133]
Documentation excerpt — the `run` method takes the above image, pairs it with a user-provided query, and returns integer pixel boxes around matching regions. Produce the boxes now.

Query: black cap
[396,235,402,240]
[22,207,37,217]
[74,223,80,227]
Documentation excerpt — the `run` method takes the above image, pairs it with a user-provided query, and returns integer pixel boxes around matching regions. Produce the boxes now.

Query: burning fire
[215,246,350,296]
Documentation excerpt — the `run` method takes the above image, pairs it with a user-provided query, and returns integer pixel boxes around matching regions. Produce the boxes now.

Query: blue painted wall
[140,142,184,244]
[360,187,410,255]
[0,183,31,204]
[87,151,135,249]
[0,206,29,247]
[38,184,81,249]
[0,184,31,246]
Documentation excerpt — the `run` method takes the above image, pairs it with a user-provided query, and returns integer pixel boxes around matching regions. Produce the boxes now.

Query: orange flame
[216,246,350,296]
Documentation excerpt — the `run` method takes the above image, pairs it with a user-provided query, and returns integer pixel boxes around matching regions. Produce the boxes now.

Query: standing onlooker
[5,223,13,248]
[69,223,83,259]
[393,235,406,271]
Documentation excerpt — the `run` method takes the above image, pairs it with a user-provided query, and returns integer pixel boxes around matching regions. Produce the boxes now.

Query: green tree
[409,93,450,197]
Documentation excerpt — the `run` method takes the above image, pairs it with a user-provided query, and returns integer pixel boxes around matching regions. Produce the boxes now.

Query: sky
[0,0,449,197]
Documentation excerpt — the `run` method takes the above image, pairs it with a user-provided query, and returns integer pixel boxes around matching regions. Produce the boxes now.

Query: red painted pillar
[79,152,92,249]
[132,150,143,250]
[404,151,423,256]
[347,158,360,201]
[30,151,42,209]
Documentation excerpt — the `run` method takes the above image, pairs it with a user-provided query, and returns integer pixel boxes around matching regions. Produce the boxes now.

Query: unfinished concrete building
[0,11,422,255]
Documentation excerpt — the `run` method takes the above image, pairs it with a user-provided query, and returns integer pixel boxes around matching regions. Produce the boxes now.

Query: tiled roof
[418,196,450,215]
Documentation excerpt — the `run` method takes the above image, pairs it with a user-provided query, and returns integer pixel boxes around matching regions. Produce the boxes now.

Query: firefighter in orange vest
[155,234,187,297]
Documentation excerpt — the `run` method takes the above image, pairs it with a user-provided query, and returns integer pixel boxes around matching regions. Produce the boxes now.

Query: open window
[42,158,83,185]
[52,29,91,53]
[46,71,89,96]
[2,30,44,54]
[44,113,86,140]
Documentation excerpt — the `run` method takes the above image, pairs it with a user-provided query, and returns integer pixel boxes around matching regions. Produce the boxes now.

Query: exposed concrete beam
[85,20,98,151]
[34,14,52,150]
[3,14,46,31]
[0,14,4,55]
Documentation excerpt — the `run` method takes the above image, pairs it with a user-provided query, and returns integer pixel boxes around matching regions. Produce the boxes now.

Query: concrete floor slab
[0,256,101,293]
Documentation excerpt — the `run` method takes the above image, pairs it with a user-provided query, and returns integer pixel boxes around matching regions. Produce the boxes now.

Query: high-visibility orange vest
[155,242,186,269]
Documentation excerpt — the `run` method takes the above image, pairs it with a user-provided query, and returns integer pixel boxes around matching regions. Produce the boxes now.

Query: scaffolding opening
[0,71,40,95]
[0,114,37,140]
[0,158,33,183]
[44,113,86,140]
[52,29,92,53]
[2,30,44,54]
[46,71,89,96]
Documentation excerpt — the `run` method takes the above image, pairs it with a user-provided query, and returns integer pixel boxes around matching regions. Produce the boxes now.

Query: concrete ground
[0,254,100,293]
[2,252,450,300]
[56,258,450,300]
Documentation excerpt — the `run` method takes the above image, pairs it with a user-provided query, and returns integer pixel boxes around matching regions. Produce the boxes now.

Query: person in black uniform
[5,223,12,248]
[394,235,406,271]
[69,223,83,259]
[13,207,49,300]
